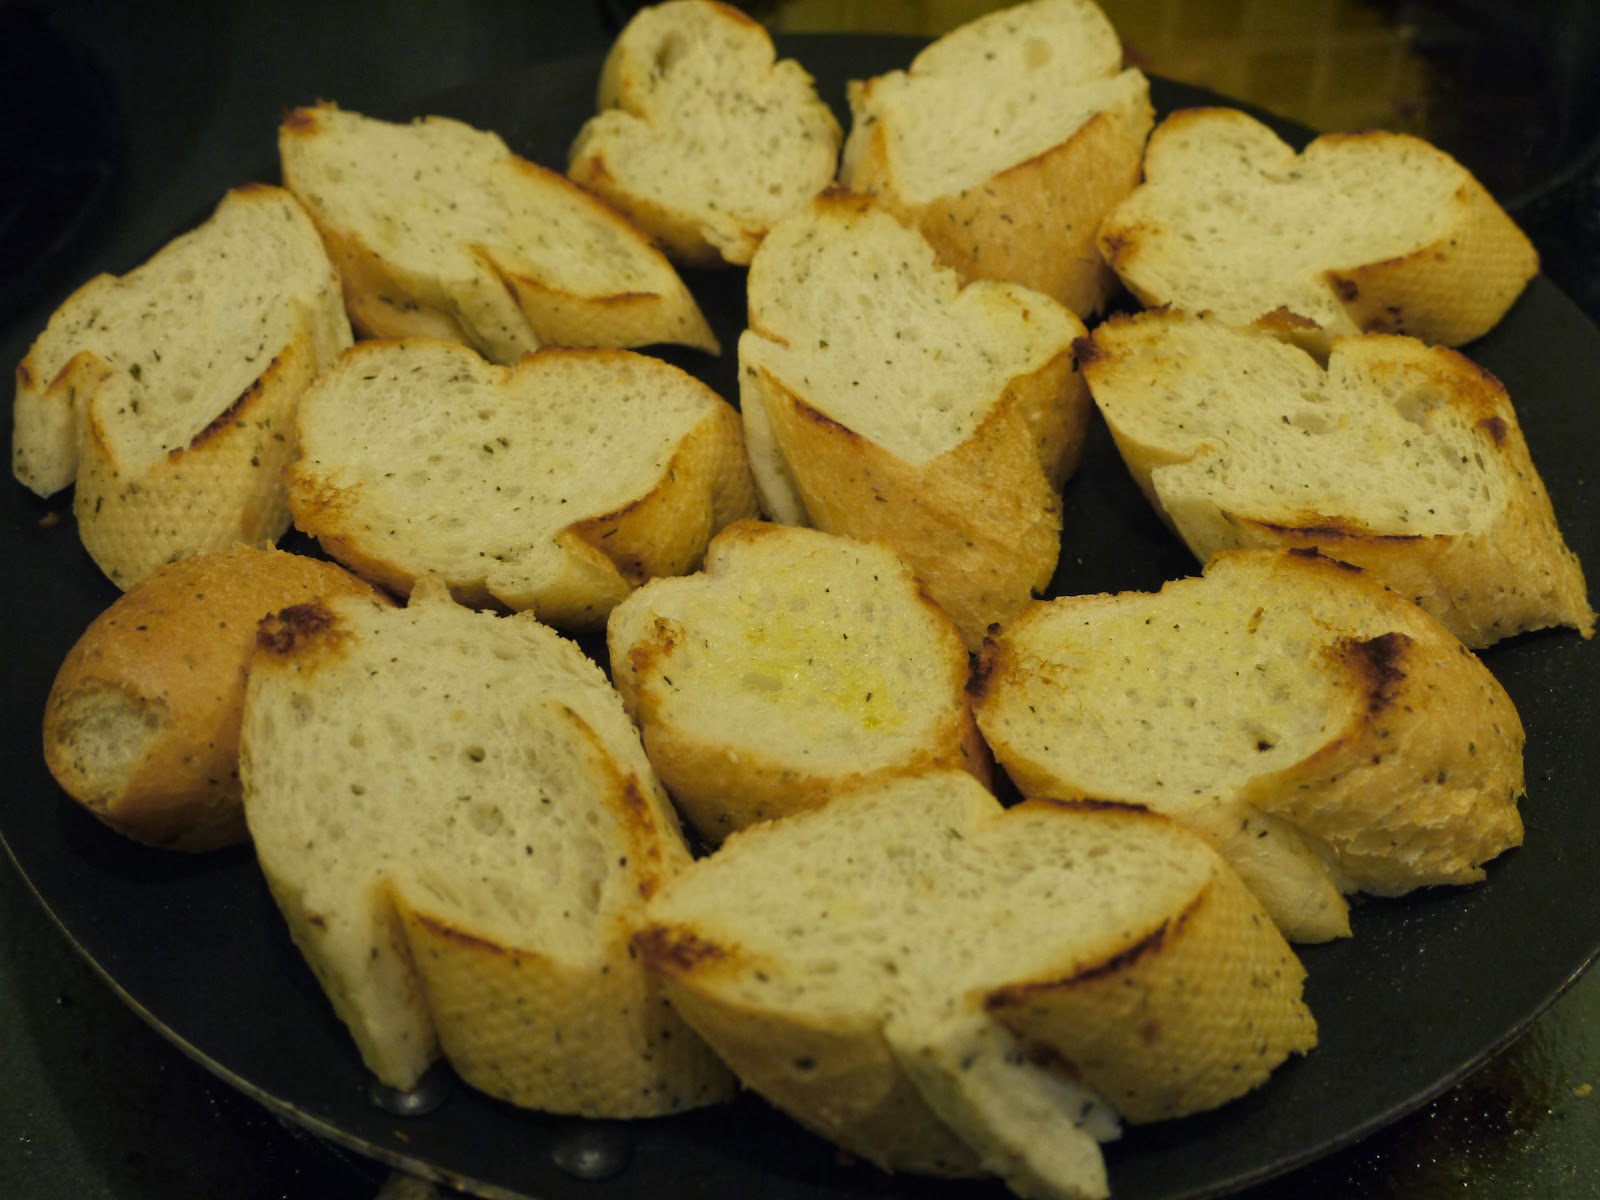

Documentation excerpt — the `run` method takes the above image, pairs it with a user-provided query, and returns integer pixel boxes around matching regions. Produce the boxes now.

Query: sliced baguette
[287,338,757,630]
[739,190,1089,648]
[606,520,991,842]
[12,183,352,588]
[970,548,1528,943]
[279,102,718,361]
[839,0,1152,319]
[1097,107,1539,350]
[42,545,382,851]
[1079,308,1593,647]
[567,0,841,267]
[239,577,734,1114]
[638,768,1316,1200]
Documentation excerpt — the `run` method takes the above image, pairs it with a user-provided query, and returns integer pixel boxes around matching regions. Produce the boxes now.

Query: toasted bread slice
[970,549,1529,943]
[1079,308,1593,647]
[42,545,382,851]
[279,102,718,360]
[739,191,1089,648]
[567,0,841,267]
[839,0,1152,319]
[12,183,352,588]
[287,338,757,630]
[239,577,734,1113]
[638,769,1316,1200]
[1097,107,1539,350]
[607,520,991,842]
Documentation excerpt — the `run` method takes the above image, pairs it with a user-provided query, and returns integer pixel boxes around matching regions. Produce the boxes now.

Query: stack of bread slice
[738,190,1089,648]
[971,548,1528,943]
[280,102,719,359]
[639,768,1317,1200]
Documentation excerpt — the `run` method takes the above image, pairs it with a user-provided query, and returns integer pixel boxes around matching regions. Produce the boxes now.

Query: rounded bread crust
[607,520,992,842]
[42,545,381,850]
[279,102,718,359]
[1097,107,1540,350]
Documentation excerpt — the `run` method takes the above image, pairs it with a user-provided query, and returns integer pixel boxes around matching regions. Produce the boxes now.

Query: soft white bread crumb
[840,0,1152,318]
[1080,308,1593,647]
[568,0,841,266]
[739,191,1089,648]
[287,338,757,630]
[972,549,1528,943]
[607,520,991,841]
[638,769,1316,1200]
[239,578,733,1114]
[42,545,381,851]
[279,102,718,361]
[12,184,352,588]
[1097,107,1539,350]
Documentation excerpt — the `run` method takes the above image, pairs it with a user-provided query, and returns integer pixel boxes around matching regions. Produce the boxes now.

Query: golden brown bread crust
[984,802,1318,1122]
[280,103,719,359]
[285,341,758,630]
[1082,315,1593,647]
[741,346,1086,650]
[42,545,384,850]
[971,549,1528,915]
[608,520,995,842]
[1096,110,1540,351]
[242,580,735,1112]
[637,781,1316,1181]
[1242,619,1525,895]
[844,83,1151,319]
[638,921,986,1175]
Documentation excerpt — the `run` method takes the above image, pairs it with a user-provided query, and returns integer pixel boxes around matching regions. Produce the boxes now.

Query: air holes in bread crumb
[1395,387,1444,426]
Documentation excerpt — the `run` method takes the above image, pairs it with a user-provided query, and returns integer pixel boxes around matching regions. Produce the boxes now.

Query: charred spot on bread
[1284,546,1365,573]
[256,601,341,657]
[406,910,525,958]
[965,640,1001,701]
[985,893,1202,1006]
[1477,414,1509,446]
[184,374,266,453]
[280,106,320,133]
[633,925,728,975]
[1246,513,1423,543]
[1335,630,1412,716]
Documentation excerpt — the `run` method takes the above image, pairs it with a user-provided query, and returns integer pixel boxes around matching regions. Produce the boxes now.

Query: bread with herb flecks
[971,548,1529,943]
[1096,106,1538,351]
[607,520,991,842]
[840,0,1152,318]
[1078,308,1592,647]
[287,337,757,630]
[568,0,841,267]
[280,102,718,360]
[638,768,1316,1200]
[42,545,383,851]
[739,190,1089,648]
[12,183,351,588]
[239,578,734,1114]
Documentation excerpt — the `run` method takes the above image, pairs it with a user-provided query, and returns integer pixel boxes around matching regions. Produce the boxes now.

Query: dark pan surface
[3,33,1599,1200]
